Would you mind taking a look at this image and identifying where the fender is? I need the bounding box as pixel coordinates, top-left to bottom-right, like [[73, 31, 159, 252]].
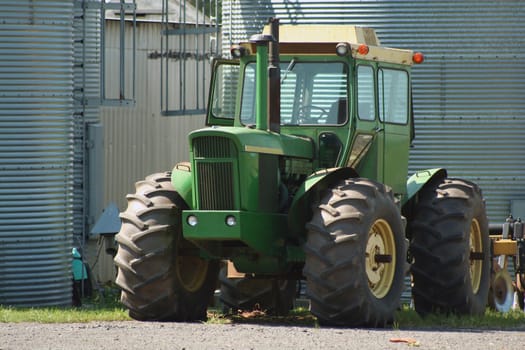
[[405, 167, 447, 203], [171, 162, 193, 208], [287, 167, 358, 236]]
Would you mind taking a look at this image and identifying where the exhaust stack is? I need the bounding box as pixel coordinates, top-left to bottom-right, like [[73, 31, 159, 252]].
[[267, 18, 280, 133], [249, 18, 280, 133]]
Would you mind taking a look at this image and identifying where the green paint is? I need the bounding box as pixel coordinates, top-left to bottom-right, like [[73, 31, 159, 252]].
[[182, 210, 287, 255], [406, 168, 447, 202], [255, 44, 268, 131], [171, 164, 193, 207]]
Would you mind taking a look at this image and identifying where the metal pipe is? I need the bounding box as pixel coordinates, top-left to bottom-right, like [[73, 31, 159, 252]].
[[119, 0, 125, 99], [250, 34, 272, 131], [267, 18, 280, 133]]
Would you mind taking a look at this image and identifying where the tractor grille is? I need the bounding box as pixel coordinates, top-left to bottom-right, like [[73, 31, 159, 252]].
[[194, 136, 233, 158], [196, 162, 235, 209], [193, 136, 237, 210]]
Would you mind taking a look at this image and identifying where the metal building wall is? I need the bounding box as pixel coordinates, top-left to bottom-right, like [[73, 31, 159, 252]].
[[73, 0, 102, 246], [101, 20, 209, 211], [0, 0, 75, 306], [222, 0, 525, 222]]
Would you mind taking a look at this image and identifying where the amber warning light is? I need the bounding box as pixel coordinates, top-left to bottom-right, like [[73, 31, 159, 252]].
[[412, 52, 424, 64], [357, 44, 369, 55]]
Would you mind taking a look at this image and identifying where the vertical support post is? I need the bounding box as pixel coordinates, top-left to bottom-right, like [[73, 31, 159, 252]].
[[99, 0, 136, 106], [267, 17, 280, 133], [118, 0, 126, 99]]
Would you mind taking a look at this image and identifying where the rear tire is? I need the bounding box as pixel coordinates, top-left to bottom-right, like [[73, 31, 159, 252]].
[[408, 178, 490, 316], [219, 268, 296, 315], [303, 178, 406, 327], [114, 172, 219, 321]]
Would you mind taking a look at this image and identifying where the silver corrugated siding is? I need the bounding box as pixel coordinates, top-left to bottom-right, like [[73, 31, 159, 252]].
[[223, 0, 525, 222], [73, 0, 102, 245], [0, 1, 75, 306]]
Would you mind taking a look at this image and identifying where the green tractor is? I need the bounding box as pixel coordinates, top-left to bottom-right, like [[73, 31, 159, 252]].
[[114, 19, 490, 327]]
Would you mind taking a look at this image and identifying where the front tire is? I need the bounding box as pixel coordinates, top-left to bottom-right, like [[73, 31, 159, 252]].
[[303, 178, 407, 327], [114, 172, 219, 321], [408, 178, 490, 316]]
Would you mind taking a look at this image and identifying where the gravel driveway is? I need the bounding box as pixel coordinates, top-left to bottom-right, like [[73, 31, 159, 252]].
[[1, 321, 524, 350]]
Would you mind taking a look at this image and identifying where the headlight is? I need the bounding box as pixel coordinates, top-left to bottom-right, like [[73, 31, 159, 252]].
[[230, 45, 246, 58], [336, 42, 350, 56], [225, 215, 237, 227], [187, 215, 198, 227]]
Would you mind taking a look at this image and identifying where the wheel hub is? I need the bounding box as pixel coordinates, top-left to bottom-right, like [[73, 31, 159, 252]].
[[366, 219, 396, 299], [469, 219, 483, 294], [176, 256, 209, 293]]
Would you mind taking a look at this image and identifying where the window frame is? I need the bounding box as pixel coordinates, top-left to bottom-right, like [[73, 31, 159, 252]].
[[378, 67, 410, 125]]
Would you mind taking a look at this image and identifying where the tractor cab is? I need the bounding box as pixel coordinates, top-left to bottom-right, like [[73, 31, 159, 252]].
[[205, 22, 422, 199]]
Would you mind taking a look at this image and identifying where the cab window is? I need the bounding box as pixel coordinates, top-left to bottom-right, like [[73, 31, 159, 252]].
[[378, 68, 409, 124], [210, 63, 239, 120], [240, 61, 348, 126], [357, 65, 376, 121]]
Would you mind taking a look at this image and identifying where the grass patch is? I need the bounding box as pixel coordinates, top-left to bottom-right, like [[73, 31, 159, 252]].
[[0, 288, 130, 323], [0, 306, 129, 323], [393, 305, 525, 330], [2, 293, 524, 330]]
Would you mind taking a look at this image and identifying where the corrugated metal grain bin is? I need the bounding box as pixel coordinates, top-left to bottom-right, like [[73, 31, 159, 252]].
[[0, 0, 75, 306]]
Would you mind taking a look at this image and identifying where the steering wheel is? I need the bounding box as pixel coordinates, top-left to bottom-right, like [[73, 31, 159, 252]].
[[297, 105, 329, 124]]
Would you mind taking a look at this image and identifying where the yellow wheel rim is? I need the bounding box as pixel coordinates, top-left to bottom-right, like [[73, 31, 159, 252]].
[[366, 219, 396, 299], [469, 219, 483, 294], [176, 256, 209, 293]]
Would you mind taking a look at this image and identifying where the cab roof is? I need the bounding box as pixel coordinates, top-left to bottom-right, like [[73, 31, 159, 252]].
[[238, 24, 417, 66]]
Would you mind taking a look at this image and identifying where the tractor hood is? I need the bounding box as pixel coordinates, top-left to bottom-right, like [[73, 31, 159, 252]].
[[188, 126, 314, 159]]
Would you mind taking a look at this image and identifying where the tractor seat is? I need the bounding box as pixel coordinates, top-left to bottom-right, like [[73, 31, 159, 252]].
[[327, 98, 347, 124]]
